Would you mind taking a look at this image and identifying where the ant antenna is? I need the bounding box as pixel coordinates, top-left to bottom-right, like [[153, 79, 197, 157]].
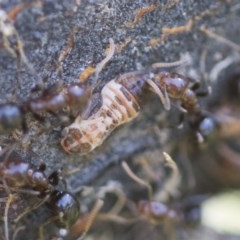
[[147, 79, 171, 110]]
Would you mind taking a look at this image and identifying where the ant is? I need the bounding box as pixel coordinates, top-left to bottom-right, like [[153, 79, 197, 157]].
[[61, 68, 202, 154], [0, 82, 91, 134], [184, 69, 240, 193], [121, 152, 181, 224], [0, 146, 58, 195], [95, 153, 187, 240], [0, 146, 80, 239]]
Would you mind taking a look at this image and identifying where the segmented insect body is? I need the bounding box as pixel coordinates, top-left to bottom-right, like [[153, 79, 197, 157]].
[[46, 190, 80, 229], [61, 69, 201, 154], [61, 72, 144, 154], [150, 70, 201, 114], [0, 83, 90, 134], [182, 69, 240, 194], [0, 150, 52, 194], [0, 148, 80, 235], [137, 200, 177, 225], [26, 83, 90, 114]]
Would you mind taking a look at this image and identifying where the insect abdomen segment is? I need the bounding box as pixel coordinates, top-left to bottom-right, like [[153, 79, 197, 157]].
[[61, 80, 140, 154]]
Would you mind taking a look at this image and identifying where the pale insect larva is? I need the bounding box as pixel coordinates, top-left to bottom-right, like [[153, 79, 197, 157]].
[[61, 74, 141, 154], [61, 69, 202, 154]]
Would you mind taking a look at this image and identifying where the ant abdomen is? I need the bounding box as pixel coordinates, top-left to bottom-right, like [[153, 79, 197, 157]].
[[46, 190, 80, 229], [26, 83, 91, 114], [0, 82, 91, 134]]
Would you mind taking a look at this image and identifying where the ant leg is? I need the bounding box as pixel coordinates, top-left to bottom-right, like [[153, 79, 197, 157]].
[[134, 155, 159, 182], [14, 196, 49, 223], [3, 193, 15, 240], [97, 184, 128, 215], [38, 215, 60, 240], [69, 199, 104, 240], [96, 213, 137, 225], [155, 152, 180, 201], [107, 189, 127, 215], [147, 79, 171, 110], [12, 225, 26, 240], [96, 185, 139, 225], [178, 145, 196, 190], [164, 111, 185, 129], [121, 161, 153, 201]]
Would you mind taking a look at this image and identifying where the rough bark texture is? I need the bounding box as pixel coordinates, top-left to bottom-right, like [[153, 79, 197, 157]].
[[0, 0, 240, 239]]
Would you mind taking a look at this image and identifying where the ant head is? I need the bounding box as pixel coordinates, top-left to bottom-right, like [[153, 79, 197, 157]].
[[47, 190, 80, 229], [31, 169, 62, 197], [29, 167, 49, 194], [61, 126, 92, 154], [48, 170, 61, 186], [138, 200, 168, 218]]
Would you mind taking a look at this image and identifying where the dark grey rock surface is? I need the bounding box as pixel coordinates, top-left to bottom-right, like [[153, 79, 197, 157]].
[[0, 0, 240, 239]]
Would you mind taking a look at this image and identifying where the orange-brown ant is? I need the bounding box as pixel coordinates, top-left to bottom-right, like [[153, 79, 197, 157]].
[[61, 68, 202, 154], [121, 152, 181, 224], [0, 147, 58, 195], [0, 82, 91, 134], [0, 146, 80, 238], [96, 152, 205, 240], [184, 69, 240, 192]]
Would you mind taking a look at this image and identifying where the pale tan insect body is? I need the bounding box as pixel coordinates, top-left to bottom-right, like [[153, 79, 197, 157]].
[[61, 69, 201, 154], [61, 79, 140, 154]]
